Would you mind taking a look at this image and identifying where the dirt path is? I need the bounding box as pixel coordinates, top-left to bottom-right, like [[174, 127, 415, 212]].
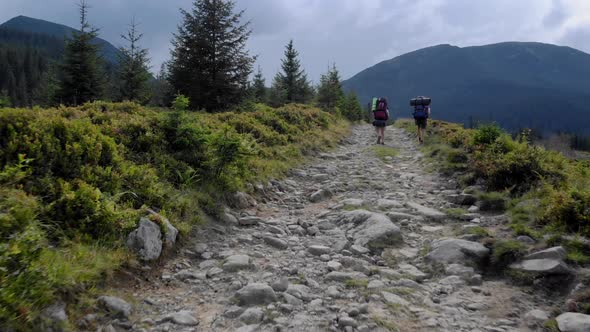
[[112, 124, 554, 332]]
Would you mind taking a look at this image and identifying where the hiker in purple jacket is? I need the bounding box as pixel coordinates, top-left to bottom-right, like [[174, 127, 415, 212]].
[[372, 97, 389, 145]]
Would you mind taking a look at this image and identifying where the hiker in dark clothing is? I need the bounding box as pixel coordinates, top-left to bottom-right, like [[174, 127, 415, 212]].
[[411, 97, 431, 144], [372, 97, 389, 145]]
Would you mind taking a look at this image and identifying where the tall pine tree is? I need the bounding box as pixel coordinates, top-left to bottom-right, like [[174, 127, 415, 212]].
[[316, 63, 343, 113], [168, 0, 256, 111], [56, 0, 105, 105], [251, 66, 267, 103], [118, 18, 151, 104], [272, 40, 313, 105]]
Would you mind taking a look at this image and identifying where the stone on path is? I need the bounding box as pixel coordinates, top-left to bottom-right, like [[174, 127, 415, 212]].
[[126, 218, 162, 261], [446, 194, 477, 206], [377, 199, 403, 210], [325, 271, 368, 282], [308, 245, 331, 256], [159, 311, 199, 326], [239, 216, 263, 226], [524, 246, 567, 261], [556, 312, 590, 332], [327, 260, 343, 271], [310, 188, 333, 203], [340, 198, 365, 208], [524, 309, 549, 328], [97, 296, 132, 319], [425, 238, 490, 266], [382, 291, 410, 306], [397, 264, 427, 282], [235, 283, 277, 306], [271, 277, 289, 292], [405, 202, 446, 221], [386, 211, 414, 222], [339, 210, 402, 252], [223, 254, 252, 272], [263, 236, 289, 250], [239, 308, 264, 324]]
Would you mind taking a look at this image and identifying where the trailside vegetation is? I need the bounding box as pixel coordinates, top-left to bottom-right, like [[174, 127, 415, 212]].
[[396, 119, 590, 238], [0, 102, 349, 329]]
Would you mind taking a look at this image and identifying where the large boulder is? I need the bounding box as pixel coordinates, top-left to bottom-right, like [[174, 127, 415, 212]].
[[556, 312, 590, 332], [425, 238, 490, 266], [235, 283, 277, 306], [338, 210, 402, 252], [126, 218, 162, 261]]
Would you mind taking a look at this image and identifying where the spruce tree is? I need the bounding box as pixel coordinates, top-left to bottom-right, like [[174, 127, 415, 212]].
[[252, 66, 267, 103], [118, 18, 151, 104], [316, 63, 343, 113], [168, 0, 256, 111], [342, 91, 364, 121], [56, 0, 105, 105], [274, 40, 313, 105]]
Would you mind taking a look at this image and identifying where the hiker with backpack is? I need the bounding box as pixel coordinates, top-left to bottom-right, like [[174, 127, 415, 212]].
[[372, 97, 389, 145], [411, 96, 431, 144]]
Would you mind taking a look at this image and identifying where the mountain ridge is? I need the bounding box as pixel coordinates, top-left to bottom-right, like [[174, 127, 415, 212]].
[[0, 15, 122, 64], [343, 42, 590, 135]]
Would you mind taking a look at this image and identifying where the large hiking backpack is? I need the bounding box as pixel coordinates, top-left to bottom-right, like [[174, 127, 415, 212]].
[[413, 105, 429, 119], [373, 97, 388, 120]]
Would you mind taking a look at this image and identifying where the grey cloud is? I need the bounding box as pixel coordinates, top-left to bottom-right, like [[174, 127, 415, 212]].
[[1, 0, 589, 82]]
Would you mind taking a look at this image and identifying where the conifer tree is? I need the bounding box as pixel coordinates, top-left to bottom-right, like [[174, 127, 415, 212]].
[[118, 18, 151, 104], [168, 0, 256, 111], [316, 63, 343, 113], [341, 91, 364, 121], [56, 0, 105, 105], [252, 66, 267, 103], [274, 40, 313, 105]]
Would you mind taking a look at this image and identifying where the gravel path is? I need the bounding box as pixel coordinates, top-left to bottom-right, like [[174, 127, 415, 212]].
[[112, 124, 555, 332]]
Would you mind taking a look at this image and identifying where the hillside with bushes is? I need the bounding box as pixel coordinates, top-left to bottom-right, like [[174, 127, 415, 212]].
[[0, 102, 349, 328]]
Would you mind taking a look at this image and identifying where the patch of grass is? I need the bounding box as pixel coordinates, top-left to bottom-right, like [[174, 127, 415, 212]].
[[492, 239, 527, 270], [547, 236, 590, 266], [372, 315, 400, 331], [445, 208, 467, 219], [464, 226, 491, 237], [389, 287, 416, 296], [543, 319, 560, 332], [420, 244, 431, 257], [371, 146, 399, 161], [344, 279, 369, 289]]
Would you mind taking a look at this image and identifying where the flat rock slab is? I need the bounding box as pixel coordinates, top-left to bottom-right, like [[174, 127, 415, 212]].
[[509, 259, 571, 275], [97, 296, 132, 319], [377, 199, 404, 210], [425, 238, 490, 266], [397, 264, 427, 282], [223, 254, 252, 272], [524, 246, 567, 261], [239, 216, 263, 226], [308, 245, 331, 256], [406, 202, 446, 220], [556, 312, 590, 332], [386, 211, 415, 222]]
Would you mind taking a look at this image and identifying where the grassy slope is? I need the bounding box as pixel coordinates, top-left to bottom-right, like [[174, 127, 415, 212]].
[[0, 101, 349, 329]]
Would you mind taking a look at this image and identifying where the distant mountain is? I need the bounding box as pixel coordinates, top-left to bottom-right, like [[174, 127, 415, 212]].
[[343, 42, 590, 135], [0, 15, 122, 65]]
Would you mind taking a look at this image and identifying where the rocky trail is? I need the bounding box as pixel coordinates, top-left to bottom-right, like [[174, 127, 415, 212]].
[[97, 125, 572, 332]]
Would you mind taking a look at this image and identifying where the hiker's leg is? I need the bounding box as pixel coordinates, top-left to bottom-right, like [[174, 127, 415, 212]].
[[374, 126, 380, 143], [380, 127, 385, 143]]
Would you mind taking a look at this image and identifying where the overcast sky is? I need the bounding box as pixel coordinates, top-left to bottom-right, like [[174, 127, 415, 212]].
[[1, 0, 589, 83]]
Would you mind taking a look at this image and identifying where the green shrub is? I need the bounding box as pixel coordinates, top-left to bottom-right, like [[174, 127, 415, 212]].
[[172, 94, 190, 111], [473, 123, 502, 146]]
